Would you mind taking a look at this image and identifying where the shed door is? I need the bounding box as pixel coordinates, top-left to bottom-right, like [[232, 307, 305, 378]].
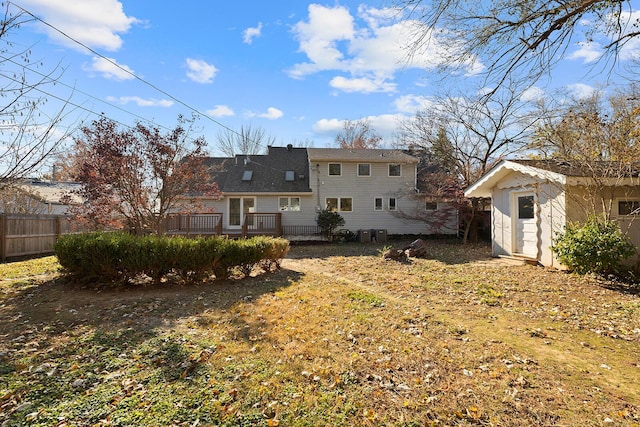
[[514, 193, 537, 257]]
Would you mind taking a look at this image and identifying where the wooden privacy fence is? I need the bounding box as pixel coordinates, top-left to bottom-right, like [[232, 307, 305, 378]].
[[0, 214, 84, 261]]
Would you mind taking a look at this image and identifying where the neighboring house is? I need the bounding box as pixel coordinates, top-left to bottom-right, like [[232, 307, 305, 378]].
[[194, 145, 458, 238], [0, 180, 82, 215], [464, 159, 640, 268]]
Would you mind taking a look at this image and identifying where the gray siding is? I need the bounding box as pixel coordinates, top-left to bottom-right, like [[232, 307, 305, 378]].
[[309, 160, 457, 235]]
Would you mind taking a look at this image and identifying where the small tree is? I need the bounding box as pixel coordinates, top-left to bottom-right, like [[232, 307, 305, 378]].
[[551, 217, 636, 275], [68, 115, 220, 233], [316, 209, 345, 241]]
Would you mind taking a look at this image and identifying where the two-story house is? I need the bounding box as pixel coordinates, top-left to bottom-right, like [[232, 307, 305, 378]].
[[181, 145, 458, 239]]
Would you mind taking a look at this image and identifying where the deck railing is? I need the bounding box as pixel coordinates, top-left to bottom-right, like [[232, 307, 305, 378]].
[[163, 213, 223, 236], [242, 212, 282, 237]]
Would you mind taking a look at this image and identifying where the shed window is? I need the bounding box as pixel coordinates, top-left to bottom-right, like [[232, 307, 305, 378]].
[[619, 200, 640, 215], [425, 201, 438, 211], [374, 197, 383, 211]]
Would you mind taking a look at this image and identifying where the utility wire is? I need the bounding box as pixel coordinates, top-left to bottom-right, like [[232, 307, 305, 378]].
[[1, 54, 180, 135], [9, 1, 270, 149]]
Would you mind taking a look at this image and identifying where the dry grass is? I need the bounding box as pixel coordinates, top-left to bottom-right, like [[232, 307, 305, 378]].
[[1, 240, 640, 426]]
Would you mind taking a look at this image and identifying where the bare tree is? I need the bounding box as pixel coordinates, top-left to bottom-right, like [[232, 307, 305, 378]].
[[335, 118, 382, 149], [216, 124, 274, 157], [531, 84, 640, 219], [398, 83, 539, 242], [68, 115, 221, 234], [396, 0, 639, 91], [0, 3, 76, 189]]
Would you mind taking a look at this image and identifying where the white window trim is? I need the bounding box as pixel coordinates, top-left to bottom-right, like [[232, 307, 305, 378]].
[[388, 197, 397, 211], [357, 163, 371, 177], [388, 164, 402, 177], [279, 196, 301, 211], [326, 197, 353, 212], [374, 197, 383, 211], [328, 163, 342, 176]]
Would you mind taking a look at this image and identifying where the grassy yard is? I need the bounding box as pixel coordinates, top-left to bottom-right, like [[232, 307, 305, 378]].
[[1, 240, 639, 426]]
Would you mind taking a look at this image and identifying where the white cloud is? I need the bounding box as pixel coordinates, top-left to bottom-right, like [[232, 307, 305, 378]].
[[18, 0, 140, 51], [247, 107, 284, 120], [312, 118, 344, 134], [566, 83, 597, 100], [568, 41, 603, 63], [84, 56, 135, 80], [106, 96, 173, 107], [185, 58, 218, 84], [329, 76, 396, 93], [519, 86, 546, 102], [243, 22, 263, 44], [207, 105, 235, 117], [259, 107, 284, 120], [289, 4, 482, 92], [312, 114, 405, 138], [393, 94, 434, 113]]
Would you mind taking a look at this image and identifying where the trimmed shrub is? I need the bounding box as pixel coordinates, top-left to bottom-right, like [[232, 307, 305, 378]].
[[316, 209, 345, 240], [551, 217, 636, 275], [54, 232, 290, 285]]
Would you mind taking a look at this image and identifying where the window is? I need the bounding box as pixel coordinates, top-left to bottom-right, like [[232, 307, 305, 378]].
[[279, 197, 300, 211], [326, 197, 352, 212], [285, 171, 295, 181], [619, 200, 640, 215], [389, 197, 397, 211], [328, 163, 341, 176], [374, 197, 383, 211], [358, 163, 371, 176], [517, 195, 534, 219], [425, 201, 438, 211], [340, 198, 353, 212], [388, 164, 401, 176], [241, 170, 253, 181]]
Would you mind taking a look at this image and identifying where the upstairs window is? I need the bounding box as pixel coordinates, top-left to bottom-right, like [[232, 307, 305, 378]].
[[388, 164, 401, 177], [328, 163, 341, 176], [358, 163, 371, 176]]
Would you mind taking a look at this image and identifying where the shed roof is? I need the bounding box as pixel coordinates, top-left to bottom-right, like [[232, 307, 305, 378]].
[[465, 159, 640, 198]]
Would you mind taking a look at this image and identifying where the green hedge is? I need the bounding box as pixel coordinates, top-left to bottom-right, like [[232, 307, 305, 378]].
[[54, 232, 290, 284]]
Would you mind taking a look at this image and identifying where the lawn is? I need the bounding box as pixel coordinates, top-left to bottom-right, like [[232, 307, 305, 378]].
[[1, 240, 639, 426]]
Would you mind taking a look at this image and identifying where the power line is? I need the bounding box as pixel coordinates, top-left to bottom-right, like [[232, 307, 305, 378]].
[[0, 54, 182, 135], [8, 1, 259, 147]]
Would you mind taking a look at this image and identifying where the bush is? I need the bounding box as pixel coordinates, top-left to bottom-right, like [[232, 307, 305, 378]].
[[316, 209, 345, 240], [551, 217, 636, 275], [54, 232, 290, 285]]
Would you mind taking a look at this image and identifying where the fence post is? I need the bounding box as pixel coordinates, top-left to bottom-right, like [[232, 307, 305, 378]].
[[0, 215, 6, 262], [55, 216, 62, 240]]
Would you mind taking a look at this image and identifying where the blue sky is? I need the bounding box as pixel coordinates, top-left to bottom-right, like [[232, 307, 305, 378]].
[[6, 0, 640, 156]]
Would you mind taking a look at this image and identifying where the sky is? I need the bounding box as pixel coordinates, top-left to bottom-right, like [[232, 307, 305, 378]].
[[5, 0, 640, 157]]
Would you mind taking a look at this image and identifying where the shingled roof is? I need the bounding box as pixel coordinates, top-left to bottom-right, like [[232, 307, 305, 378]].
[[205, 146, 311, 193], [307, 148, 418, 163]]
